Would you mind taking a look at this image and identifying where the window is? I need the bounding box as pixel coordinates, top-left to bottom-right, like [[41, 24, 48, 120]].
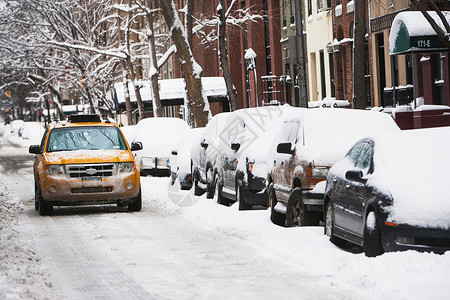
[[47, 127, 127, 152], [308, 0, 312, 16], [347, 141, 374, 173], [317, 0, 322, 13], [280, 121, 301, 145]]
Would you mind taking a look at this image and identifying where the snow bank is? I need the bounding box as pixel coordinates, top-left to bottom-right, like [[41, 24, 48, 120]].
[[0, 179, 56, 299]]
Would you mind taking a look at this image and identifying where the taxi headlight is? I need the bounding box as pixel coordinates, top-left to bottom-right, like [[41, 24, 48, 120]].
[[119, 162, 133, 173], [48, 165, 64, 176]]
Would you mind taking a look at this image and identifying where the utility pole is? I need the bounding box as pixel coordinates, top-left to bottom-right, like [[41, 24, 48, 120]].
[[294, 0, 308, 107]]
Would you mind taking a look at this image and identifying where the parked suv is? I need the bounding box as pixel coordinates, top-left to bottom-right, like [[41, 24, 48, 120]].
[[29, 114, 143, 215], [268, 108, 400, 227]]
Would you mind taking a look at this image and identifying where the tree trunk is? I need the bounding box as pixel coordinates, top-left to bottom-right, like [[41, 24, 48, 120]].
[[126, 57, 146, 120], [218, 0, 237, 111], [352, 0, 367, 109], [145, 10, 164, 117], [160, 0, 209, 127], [121, 63, 133, 125]]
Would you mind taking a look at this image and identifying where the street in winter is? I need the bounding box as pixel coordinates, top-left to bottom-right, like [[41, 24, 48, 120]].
[[2, 0, 450, 299], [0, 118, 449, 300]]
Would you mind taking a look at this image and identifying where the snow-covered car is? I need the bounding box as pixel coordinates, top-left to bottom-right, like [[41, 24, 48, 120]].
[[29, 114, 143, 216], [214, 106, 288, 210], [324, 126, 450, 257], [191, 112, 232, 196], [269, 108, 400, 227], [21, 122, 46, 142], [130, 117, 190, 177], [169, 127, 204, 190], [10, 119, 25, 136]]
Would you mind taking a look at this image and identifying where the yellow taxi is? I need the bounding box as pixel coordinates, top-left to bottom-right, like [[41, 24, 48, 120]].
[[29, 114, 143, 215]]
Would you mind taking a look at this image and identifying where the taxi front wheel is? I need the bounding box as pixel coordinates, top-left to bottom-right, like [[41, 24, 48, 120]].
[[128, 187, 142, 212]]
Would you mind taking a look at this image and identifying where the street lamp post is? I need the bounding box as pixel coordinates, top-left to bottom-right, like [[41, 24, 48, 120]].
[[245, 48, 258, 108]]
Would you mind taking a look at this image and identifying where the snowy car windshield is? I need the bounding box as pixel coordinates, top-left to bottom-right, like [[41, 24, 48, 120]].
[[46, 126, 128, 152]]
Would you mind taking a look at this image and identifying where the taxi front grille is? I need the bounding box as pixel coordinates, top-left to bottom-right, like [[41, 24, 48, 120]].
[[67, 164, 115, 178], [72, 187, 113, 193]]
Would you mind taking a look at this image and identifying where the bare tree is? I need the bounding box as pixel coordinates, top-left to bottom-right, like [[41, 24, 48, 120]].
[[136, 1, 164, 118], [192, 2, 262, 111], [159, 0, 209, 127]]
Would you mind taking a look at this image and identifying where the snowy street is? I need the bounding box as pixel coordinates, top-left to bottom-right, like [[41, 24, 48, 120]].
[[1, 131, 450, 300]]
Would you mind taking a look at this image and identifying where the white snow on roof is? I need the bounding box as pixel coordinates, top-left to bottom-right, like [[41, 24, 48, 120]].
[[389, 11, 450, 53], [114, 77, 227, 104]]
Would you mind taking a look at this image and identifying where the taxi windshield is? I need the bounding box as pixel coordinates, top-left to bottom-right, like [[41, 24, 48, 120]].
[[46, 126, 127, 152]]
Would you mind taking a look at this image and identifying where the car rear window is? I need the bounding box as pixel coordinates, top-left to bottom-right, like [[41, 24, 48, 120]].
[[46, 126, 128, 152]]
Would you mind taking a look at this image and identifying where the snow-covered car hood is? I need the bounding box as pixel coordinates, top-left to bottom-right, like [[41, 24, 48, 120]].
[[44, 149, 135, 164]]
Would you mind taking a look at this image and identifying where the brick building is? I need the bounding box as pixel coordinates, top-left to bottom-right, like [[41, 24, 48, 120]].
[[331, 0, 372, 108], [178, 0, 283, 112]]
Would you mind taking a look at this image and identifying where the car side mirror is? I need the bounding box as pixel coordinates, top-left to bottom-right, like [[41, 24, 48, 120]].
[[345, 170, 367, 184], [130, 141, 143, 151], [200, 140, 208, 149], [277, 142, 294, 155], [29, 145, 42, 154], [231, 143, 240, 151], [171, 150, 178, 156]]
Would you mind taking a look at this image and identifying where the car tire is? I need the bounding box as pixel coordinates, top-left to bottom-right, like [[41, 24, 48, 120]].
[[193, 173, 205, 196], [34, 181, 40, 211], [206, 168, 216, 199], [269, 184, 286, 226], [237, 180, 252, 211], [286, 191, 320, 226], [363, 211, 384, 257], [216, 183, 232, 206], [324, 201, 347, 248], [38, 186, 53, 216], [128, 187, 142, 212]]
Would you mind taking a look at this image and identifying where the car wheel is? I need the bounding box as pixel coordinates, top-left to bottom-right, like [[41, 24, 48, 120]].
[[128, 187, 142, 212], [325, 201, 347, 247], [216, 183, 232, 206], [193, 172, 204, 196], [34, 181, 40, 211], [237, 180, 252, 211], [206, 168, 216, 199], [269, 184, 286, 226], [363, 211, 384, 257], [38, 186, 53, 216], [286, 192, 320, 227]]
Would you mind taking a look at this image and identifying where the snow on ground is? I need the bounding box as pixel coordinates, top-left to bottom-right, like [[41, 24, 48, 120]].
[[1, 123, 450, 299], [161, 179, 450, 300]]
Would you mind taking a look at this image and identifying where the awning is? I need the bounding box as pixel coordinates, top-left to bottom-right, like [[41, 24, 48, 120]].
[[113, 77, 229, 110], [389, 11, 450, 55]]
